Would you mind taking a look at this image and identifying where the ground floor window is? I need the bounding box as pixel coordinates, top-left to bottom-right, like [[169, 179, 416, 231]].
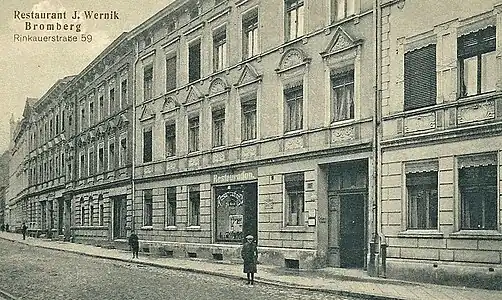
[[406, 171, 438, 229], [215, 182, 257, 243], [188, 185, 200, 226], [459, 161, 497, 230]]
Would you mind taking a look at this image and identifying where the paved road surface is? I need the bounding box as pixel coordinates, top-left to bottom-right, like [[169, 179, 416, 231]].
[[0, 239, 360, 300]]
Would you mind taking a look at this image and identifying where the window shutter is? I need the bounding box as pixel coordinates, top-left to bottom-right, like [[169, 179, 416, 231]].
[[404, 44, 437, 111]]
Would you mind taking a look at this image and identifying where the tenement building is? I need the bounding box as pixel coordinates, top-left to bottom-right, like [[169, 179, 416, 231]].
[[379, 0, 502, 288], [130, 0, 376, 269]]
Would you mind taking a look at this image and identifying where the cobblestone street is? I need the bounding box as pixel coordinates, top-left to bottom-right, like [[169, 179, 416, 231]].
[[0, 239, 358, 300]]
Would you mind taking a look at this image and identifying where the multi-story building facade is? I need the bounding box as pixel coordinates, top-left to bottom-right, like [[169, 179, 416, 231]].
[[0, 150, 10, 226], [379, 0, 502, 288], [131, 0, 377, 269], [70, 33, 135, 244]]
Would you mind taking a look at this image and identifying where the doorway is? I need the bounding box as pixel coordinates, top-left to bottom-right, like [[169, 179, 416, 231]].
[[112, 196, 127, 239], [339, 193, 366, 268], [58, 198, 64, 235]]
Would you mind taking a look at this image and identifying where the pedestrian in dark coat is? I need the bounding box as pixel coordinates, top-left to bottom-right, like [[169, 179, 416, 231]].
[[0, 224, 4, 231], [21, 223, 28, 240], [241, 234, 258, 285], [128, 231, 139, 258], [5, 224, 9, 232]]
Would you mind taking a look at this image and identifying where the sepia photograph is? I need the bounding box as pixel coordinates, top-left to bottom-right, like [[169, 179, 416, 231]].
[[0, 0, 502, 299]]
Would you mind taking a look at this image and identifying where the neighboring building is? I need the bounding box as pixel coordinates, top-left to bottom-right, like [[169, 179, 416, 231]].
[[0, 150, 9, 226], [379, 0, 502, 289], [70, 33, 134, 244], [131, 0, 376, 269]]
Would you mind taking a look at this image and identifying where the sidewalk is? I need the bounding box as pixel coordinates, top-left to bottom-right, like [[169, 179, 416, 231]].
[[1, 232, 500, 300]]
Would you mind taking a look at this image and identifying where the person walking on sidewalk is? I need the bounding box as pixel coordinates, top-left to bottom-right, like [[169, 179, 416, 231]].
[[128, 230, 139, 259], [21, 222, 28, 240], [5, 224, 9, 232], [241, 234, 258, 285]]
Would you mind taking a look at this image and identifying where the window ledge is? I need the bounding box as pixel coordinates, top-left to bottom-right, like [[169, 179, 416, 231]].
[[164, 226, 178, 231], [330, 118, 356, 127], [140, 226, 153, 231], [281, 226, 308, 233], [450, 230, 502, 239], [283, 129, 304, 138], [186, 226, 201, 231], [398, 230, 444, 238]]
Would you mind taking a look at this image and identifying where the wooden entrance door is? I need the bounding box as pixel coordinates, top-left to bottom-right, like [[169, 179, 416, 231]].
[[113, 196, 127, 239], [339, 193, 366, 268]]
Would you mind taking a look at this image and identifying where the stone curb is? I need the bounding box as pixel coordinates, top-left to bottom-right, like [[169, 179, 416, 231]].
[[2, 236, 404, 300]]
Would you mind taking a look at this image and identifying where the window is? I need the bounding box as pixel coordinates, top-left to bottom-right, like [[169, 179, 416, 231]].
[[55, 115, 59, 135], [61, 110, 65, 132], [108, 141, 115, 170], [189, 40, 201, 83], [50, 119, 53, 137], [406, 171, 438, 229], [188, 116, 200, 152], [458, 26, 496, 97], [80, 198, 85, 226], [144, 65, 153, 101], [89, 204, 94, 226], [243, 9, 259, 59], [285, 0, 304, 41], [166, 187, 177, 226], [120, 137, 127, 167], [143, 189, 153, 227], [80, 106, 85, 131], [242, 98, 257, 141], [121, 79, 127, 108], [285, 173, 304, 226], [88, 148, 95, 176], [331, 70, 354, 121], [166, 56, 177, 92], [99, 94, 105, 119], [459, 156, 497, 230], [404, 44, 437, 111], [334, 0, 355, 21], [213, 27, 227, 72], [143, 128, 152, 163], [89, 101, 94, 125], [165, 123, 176, 157], [79, 153, 85, 178], [109, 87, 115, 114], [98, 146, 104, 173], [188, 185, 200, 226], [99, 203, 104, 226], [284, 85, 303, 132], [212, 108, 225, 147]]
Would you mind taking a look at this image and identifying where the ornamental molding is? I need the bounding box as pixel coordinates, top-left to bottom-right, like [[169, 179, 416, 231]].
[[457, 101, 495, 124], [404, 112, 436, 133]]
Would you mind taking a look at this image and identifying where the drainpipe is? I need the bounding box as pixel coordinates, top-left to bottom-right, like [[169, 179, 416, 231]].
[[368, 0, 382, 277], [131, 39, 140, 232]]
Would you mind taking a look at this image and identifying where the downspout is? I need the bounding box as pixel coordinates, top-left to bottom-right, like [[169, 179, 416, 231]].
[[368, 0, 382, 277], [131, 39, 140, 232]]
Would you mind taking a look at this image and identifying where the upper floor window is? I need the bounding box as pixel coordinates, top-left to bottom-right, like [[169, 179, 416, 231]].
[[144, 65, 154, 101], [406, 170, 438, 230], [243, 9, 259, 59], [165, 123, 176, 157], [189, 40, 201, 83], [213, 27, 228, 72], [143, 128, 152, 163], [212, 108, 225, 147], [404, 44, 437, 111], [89, 101, 94, 125], [189, 4, 199, 20], [166, 56, 177, 92], [188, 115, 200, 152], [285, 0, 304, 41], [334, 0, 355, 21], [284, 85, 303, 132], [120, 79, 128, 108], [458, 26, 496, 97], [98, 145, 104, 173], [331, 69, 354, 121], [99, 94, 105, 119], [108, 141, 115, 170], [109, 87, 115, 114], [242, 97, 257, 141], [120, 137, 127, 167]]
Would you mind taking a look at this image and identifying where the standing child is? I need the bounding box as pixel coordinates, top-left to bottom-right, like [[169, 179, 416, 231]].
[[128, 230, 139, 259], [241, 234, 258, 285]]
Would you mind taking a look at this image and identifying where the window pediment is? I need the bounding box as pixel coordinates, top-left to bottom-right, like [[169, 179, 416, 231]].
[[162, 96, 180, 113], [276, 48, 311, 74], [184, 85, 204, 105], [235, 63, 261, 88], [208, 77, 230, 98], [139, 104, 155, 121], [321, 26, 362, 58]]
